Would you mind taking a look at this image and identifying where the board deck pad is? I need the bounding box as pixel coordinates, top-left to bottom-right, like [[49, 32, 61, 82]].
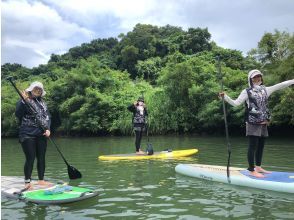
[[1, 176, 98, 204], [240, 170, 294, 183], [175, 164, 294, 193], [98, 149, 198, 160]]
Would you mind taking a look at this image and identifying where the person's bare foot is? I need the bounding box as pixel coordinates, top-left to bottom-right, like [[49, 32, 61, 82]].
[[38, 180, 53, 186], [136, 150, 145, 155], [24, 183, 33, 190], [255, 166, 272, 174], [250, 171, 265, 178]]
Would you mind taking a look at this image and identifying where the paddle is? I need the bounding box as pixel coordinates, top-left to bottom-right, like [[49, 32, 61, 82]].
[[13, 185, 31, 198], [7, 77, 82, 180], [216, 57, 232, 183], [146, 119, 154, 155], [141, 92, 154, 155]]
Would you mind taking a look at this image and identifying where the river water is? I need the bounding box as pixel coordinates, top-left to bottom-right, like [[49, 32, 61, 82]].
[[1, 136, 294, 219]]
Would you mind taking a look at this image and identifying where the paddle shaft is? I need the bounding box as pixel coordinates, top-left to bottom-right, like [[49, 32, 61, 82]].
[[217, 57, 232, 183], [7, 78, 81, 179], [146, 118, 150, 143], [141, 92, 150, 143], [141, 92, 154, 155]]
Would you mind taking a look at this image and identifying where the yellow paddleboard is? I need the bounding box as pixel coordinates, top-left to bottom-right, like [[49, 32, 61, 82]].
[[98, 149, 198, 160]]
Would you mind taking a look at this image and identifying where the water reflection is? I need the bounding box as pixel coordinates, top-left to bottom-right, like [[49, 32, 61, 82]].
[[1, 136, 294, 219]]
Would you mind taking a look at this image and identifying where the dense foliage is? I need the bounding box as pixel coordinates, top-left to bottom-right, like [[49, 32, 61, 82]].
[[2, 24, 293, 137]]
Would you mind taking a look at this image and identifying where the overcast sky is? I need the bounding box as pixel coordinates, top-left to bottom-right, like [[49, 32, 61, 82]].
[[2, 0, 294, 68]]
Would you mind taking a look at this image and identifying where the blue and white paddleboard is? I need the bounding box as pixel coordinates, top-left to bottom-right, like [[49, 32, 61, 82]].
[[175, 164, 294, 193]]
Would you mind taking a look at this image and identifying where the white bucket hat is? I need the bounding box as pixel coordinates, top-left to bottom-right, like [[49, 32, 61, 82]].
[[25, 81, 46, 96]]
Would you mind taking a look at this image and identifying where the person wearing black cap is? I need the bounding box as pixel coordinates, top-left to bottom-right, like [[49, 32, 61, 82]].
[[15, 81, 51, 189], [127, 97, 148, 154], [220, 70, 294, 178]]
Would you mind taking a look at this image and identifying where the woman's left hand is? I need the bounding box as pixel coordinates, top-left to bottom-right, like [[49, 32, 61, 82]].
[[43, 130, 51, 137]]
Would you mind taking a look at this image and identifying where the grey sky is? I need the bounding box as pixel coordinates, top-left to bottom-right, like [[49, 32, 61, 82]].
[[2, 0, 294, 68]]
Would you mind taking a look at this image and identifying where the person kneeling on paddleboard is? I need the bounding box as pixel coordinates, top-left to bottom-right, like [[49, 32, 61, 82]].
[[219, 70, 294, 178], [15, 81, 51, 189], [127, 97, 148, 155]]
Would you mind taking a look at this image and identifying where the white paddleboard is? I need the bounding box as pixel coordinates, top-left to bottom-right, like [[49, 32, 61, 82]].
[[175, 164, 294, 193]]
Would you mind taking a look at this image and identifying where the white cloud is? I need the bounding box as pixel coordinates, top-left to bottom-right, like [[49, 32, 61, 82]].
[[1, 0, 94, 67], [1, 0, 294, 68], [171, 0, 294, 53]]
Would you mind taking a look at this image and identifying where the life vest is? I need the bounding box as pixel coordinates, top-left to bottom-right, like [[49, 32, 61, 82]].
[[245, 85, 270, 124], [133, 106, 146, 124], [21, 98, 50, 129]]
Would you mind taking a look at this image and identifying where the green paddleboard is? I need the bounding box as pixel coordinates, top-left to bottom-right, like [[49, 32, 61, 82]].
[[1, 176, 98, 205]]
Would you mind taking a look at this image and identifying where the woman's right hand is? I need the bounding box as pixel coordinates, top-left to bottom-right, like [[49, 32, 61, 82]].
[[21, 90, 29, 100], [43, 130, 51, 137], [218, 92, 225, 98]]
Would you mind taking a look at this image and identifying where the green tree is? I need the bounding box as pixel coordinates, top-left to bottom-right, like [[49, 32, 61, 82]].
[[180, 27, 212, 54], [120, 45, 140, 78], [249, 30, 293, 64], [1, 63, 32, 80], [1, 26, 292, 137], [136, 57, 163, 84]]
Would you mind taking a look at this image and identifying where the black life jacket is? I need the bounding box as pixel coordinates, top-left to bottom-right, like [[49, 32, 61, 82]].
[[21, 98, 50, 129], [245, 85, 270, 124], [133, 106, 146, 124]]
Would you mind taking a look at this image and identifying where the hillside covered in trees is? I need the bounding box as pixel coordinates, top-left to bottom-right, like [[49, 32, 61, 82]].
[[2, 24, 294, 137]]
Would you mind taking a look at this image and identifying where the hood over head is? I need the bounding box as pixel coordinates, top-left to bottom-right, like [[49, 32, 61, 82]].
[[248, 69, 263, 87]]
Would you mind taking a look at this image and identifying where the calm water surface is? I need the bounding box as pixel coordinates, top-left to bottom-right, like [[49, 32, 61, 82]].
[[1, 136, 294, 220]]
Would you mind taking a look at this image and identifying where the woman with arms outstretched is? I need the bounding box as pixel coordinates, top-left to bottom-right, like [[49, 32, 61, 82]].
[[220, 70, 293, 178]]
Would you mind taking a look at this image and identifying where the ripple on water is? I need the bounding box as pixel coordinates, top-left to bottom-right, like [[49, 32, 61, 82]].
[[142, 184, 159, 189], [146, 213, 177, 219], [2, 136, 293, 220], [157, 196, 173, 201], [117, 186, 141, 191], [100, 209, 141, 217], [99, 197, 143, 202], [146, 203, 174, 207], [160, 208, 188, 213], [131, 192, 152, 197]]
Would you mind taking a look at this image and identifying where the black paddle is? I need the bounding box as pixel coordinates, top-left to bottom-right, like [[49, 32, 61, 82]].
[[7, 77, 82, 180], [216, 57, 231, 183], [146, 118, 154, 155], [141, 92, 153, 155]]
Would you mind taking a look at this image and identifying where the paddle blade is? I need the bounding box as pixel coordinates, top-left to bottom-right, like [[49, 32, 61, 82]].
[[67, 165, 82, 179], [146, 143, 154, 155]]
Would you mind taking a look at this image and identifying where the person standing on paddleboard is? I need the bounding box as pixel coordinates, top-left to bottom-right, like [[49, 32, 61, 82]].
[[220, 70, 294, 178], [127, 97, 148, 154], [15, 81, 51, 189]]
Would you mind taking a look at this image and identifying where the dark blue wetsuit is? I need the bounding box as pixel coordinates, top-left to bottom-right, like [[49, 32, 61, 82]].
[[15, 97, 51, 184], [127, 104, 148, 152]]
